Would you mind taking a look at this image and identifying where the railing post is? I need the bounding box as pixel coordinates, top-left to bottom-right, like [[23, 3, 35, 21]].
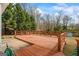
[[76, 39, 79, 56], [21, 30, 22, 35], [58, 34, 61, 52], [14, 30, 16, 36]]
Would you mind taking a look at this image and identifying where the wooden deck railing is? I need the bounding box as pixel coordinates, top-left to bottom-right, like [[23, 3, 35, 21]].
[[58, 32, 66, 51], [14, 30, 66, 52], [76, 39, 79, 56], [14, 30, 61, 36]]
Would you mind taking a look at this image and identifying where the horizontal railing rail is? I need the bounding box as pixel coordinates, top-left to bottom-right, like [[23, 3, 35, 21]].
[[14, 30, 61, 36]]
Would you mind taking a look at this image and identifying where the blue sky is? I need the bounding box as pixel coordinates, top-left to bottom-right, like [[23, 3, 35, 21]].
[[22, 3, 79, 23], [30, 3, 79, 15], [32, 3, 79, 23]]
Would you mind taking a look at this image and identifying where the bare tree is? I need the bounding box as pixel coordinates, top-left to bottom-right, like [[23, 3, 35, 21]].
[[62, 15, 71, 30], [41, 14, 53, 31]]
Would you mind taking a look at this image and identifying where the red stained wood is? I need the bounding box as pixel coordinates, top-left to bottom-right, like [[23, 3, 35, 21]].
[[76, 39, 79, 48], [14, 45, 50, 56], [15, 35, 58, 50], [14, 31, 66, 56], [53, 52, 65, 56]]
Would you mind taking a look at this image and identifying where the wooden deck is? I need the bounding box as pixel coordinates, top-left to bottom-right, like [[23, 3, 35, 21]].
[[14, 45, 64, 56], [14, 31, 66, 56], [15, 35, 58, 49], [53, 52, 65, 56], [14, 45, 50, 56]]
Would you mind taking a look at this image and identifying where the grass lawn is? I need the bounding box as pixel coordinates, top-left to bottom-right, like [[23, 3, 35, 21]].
[[64, 37, 79, 56]]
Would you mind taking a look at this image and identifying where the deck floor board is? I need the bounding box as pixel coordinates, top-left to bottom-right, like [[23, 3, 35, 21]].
[[15, 34, 65, 56]]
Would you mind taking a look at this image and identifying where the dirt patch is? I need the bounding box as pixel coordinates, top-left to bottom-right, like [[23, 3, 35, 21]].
[[1, 35, 30, 52]]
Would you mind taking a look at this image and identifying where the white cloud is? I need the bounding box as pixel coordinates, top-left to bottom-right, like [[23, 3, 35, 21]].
[[54, 12, 59, 16], [35, 8, 44, 17], [35, 4, 79, 24], [35, 8, 43, 17], [52, 6, 63, 11], [51, 4, 79, 24], [63, 7, 74, 15], [77, 13, 79, 16], [35, 8, 42, 14], [51, 4, 79, 16]]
